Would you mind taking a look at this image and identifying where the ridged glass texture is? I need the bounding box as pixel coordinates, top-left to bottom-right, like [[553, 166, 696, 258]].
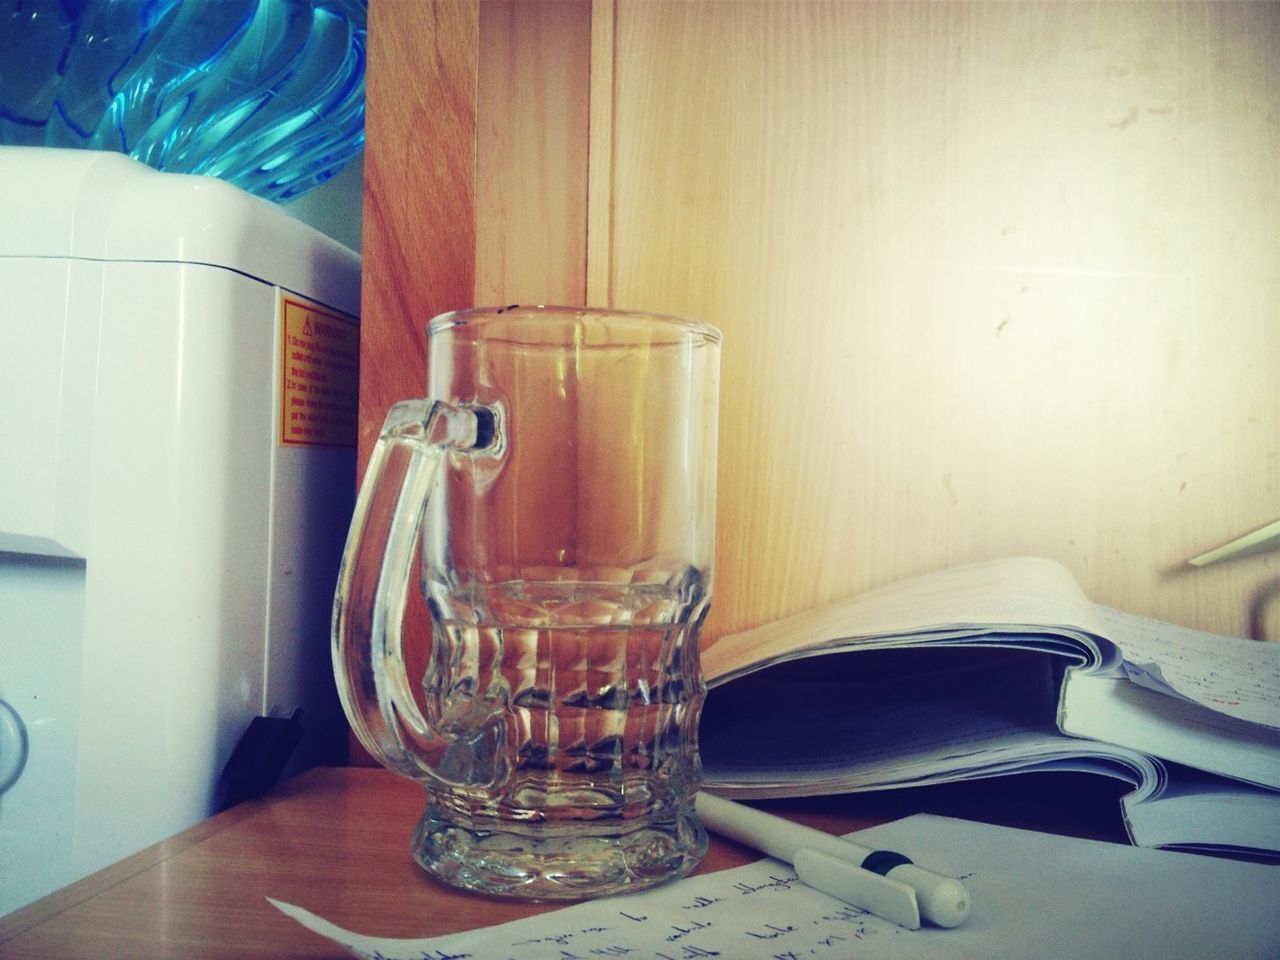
[[0, 0, 365, 201]]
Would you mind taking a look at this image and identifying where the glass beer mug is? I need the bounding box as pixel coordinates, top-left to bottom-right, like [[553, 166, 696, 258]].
[[333, 305, 721, 899]]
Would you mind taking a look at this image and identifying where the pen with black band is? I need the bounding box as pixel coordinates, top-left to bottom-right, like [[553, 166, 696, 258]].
[[695, 792, 971, 930]]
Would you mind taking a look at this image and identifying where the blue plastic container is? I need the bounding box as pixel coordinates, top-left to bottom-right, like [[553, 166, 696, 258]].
[[0, 0, 366, 201]]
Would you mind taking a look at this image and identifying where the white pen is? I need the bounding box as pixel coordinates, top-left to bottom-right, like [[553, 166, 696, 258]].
[[695, 792, 971, 930]]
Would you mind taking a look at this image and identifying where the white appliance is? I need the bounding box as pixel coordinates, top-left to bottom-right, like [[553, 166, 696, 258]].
[[0, 148, 360, 914]]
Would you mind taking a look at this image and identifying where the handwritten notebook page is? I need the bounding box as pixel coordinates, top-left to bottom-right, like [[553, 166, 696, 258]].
[[1097, 605, 1280, 728], [272, 814, 1280, 960]]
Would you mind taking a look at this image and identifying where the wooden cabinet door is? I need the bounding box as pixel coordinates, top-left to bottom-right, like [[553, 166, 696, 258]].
[[361, 1, 1279, 661]]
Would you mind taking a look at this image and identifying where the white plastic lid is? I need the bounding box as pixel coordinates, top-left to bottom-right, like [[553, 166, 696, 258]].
[[0, 146, 359, 315]]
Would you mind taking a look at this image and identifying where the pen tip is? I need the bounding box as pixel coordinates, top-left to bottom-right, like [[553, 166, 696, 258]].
[[920, 877, 971, 928]]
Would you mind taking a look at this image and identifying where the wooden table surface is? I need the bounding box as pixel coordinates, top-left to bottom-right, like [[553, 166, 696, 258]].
[[0, 766, 1132, 959]]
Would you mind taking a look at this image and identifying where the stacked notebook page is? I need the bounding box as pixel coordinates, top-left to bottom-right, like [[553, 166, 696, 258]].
[[699, 557, 1280, 858]]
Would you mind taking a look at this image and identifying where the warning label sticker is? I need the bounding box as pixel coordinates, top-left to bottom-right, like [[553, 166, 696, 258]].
[[279, 294, 359, 448]]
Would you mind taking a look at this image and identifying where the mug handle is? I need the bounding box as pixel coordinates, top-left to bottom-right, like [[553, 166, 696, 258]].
[[331, 398, 503, 788]]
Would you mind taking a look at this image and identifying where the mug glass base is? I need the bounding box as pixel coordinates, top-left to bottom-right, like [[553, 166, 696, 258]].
[[410, 790, 708, 901]]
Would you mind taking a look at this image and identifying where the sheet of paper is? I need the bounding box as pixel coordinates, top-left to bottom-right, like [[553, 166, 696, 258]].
[[1096, 606, 1280, 728], [272, 814, 1280, 960], [702, 557, 1109, 682]]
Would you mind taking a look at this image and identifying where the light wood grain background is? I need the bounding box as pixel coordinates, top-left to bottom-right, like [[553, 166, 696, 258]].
[[363, 0, 1278, 651]]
